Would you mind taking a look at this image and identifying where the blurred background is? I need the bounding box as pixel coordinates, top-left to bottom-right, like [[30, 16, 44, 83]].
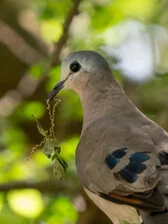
[[0, 0, 168, 223]]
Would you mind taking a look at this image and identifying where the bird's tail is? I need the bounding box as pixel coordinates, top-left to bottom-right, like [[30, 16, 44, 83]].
[[140, 211, 168, 224]]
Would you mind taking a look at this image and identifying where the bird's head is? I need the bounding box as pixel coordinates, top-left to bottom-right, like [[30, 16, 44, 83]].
[[48, 50, 112, 101]]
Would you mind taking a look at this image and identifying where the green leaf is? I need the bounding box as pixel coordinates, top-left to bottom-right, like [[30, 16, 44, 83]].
[[23, 102, 45, 120], [32, 115, 48, 137]]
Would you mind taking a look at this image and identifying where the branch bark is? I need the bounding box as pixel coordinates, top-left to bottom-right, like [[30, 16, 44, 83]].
[[0, 177, 80, 194], [51, 0, 81, 66], [21, 0, 82, 99]]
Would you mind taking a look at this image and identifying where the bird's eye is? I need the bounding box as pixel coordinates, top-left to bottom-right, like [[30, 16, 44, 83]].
[[70, 61, 81, 73]]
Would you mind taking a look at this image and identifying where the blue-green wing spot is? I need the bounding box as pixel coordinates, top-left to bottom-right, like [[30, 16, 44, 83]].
[[125, 161, 146, 174], [119, 152, 150, 183], [112, 147, 127, 159], [105, 147, 127, 169], [105, 154, 119, 169], [120, 168, 138, 183], [105, 149, 150, 183], [119, 162, 146, 183], [130, 152, 150, 163]]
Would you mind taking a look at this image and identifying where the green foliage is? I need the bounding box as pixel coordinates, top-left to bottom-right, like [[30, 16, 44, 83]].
[[0, 194, 4, 211], [90, 0, 156, 31], [58, 90, 82, 122], [60, 136, 79, 161], [0, 206, 29, 224], [3, 126, 27, 153], [1, 0, 168, 223], [29, 63, 44, 78], [23, 101, 45, 120], [7, 189, 44, 218], [33, 0, 71, 20], [41, 20, 63, 43], [46, 66, 61, 91], [44, 196, 78, 224]]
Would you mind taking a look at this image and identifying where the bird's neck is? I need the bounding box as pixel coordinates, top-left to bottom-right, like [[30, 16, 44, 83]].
[[78, 77, 133, 132]]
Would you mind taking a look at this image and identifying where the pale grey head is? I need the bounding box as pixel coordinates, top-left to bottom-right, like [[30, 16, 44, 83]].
[[48, 50, 113, 100]]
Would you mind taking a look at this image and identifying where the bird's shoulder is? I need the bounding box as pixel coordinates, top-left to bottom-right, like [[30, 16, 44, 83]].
[[78, 109, 168, 155], [78, 113, 153, 152], [76, 114, 162, 191]]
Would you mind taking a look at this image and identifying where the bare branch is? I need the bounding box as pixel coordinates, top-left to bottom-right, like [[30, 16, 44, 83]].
[[0, 178, 80, 194], [51, 0, 82, 66], [19, 0, 82, 99]]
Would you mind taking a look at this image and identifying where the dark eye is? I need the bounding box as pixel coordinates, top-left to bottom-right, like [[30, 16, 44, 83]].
[[70, 61, 81, 72]]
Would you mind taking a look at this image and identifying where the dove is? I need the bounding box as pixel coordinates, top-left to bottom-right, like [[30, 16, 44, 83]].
[[48, 50, 168, 224]]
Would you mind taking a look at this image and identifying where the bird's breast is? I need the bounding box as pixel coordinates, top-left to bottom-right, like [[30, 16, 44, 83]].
[[84, 188, 141, 224]]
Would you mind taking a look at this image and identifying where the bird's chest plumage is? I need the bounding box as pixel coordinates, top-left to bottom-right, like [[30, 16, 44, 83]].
[[84, 188, 141, 224]]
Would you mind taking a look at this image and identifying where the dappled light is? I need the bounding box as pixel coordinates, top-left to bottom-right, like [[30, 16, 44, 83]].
[[0, 0, 168, 223]]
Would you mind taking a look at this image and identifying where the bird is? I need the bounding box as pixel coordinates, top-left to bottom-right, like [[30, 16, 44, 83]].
[[48, 50, 168, 224]]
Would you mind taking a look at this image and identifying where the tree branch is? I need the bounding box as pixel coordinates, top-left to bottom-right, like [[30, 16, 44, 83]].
[[51, 0, 82, 66], [0, 178, 80, 194], [19, 0, 82, 100]]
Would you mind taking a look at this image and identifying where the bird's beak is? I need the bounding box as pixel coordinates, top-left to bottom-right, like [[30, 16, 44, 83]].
[[48, 79, 66, 101]]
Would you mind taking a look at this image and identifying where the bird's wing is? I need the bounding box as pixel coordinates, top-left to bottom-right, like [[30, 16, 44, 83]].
[[99, 130, 165, 212], [142, 118, 168, 154], [77, 117, 166, 212]]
